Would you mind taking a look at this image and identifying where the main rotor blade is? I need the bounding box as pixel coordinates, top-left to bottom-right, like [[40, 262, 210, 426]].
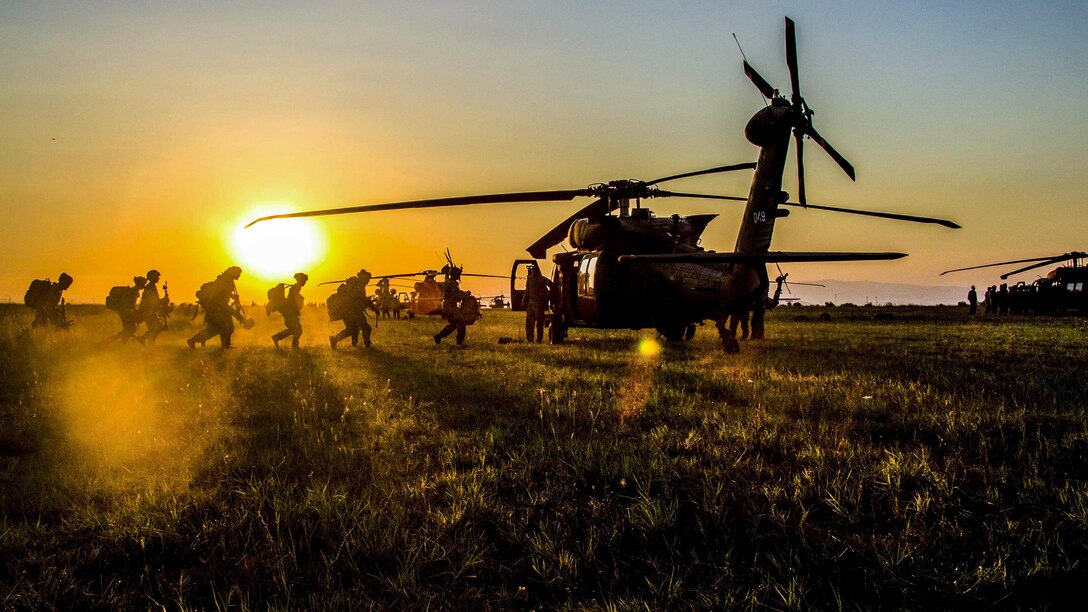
[[804, 124, 855, 181], [795, 130, 806, 205], [743, 60, 777, 100], [646, 162, 756, 186], [656, 191, 959, 228], [620, 251, 906, 264], [782, 201, 961, 228], [526, 198, 610, 259], [245, 189, 590, 227], [785, 16, 800, 102], [653, 191, 748, 202], [1001, 257, 1071, 279], [461, 273, 510, 279], [940, 255, 1073, 276], [787, 281, 826, 287]]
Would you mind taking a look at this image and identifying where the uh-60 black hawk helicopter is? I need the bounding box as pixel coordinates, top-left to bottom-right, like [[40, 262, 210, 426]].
[[248, 17, 959, 352], [942, 251, 1087, 315]]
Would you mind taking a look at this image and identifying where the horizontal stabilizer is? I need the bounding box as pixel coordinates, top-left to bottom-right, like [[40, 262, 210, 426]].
[[618, 251, 906, 264]]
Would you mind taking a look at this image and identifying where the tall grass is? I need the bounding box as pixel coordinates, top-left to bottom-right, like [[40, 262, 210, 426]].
[[1, 304, 1085, 608]]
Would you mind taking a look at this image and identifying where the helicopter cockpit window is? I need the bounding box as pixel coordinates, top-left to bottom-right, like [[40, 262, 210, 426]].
[[579, 256, 597, 297], [1069, 282, 1084, 292]]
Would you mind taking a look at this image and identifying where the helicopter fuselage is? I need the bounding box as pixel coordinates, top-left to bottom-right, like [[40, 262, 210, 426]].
[[541, 98, 796, 341]]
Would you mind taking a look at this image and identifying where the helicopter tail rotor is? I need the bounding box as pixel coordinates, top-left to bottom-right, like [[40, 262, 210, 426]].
[[742, 17, 856, 206]]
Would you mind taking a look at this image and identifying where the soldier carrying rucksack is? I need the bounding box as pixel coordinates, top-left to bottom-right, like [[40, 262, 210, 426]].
[[329, 269, 377, 349], [107, 276, 146, 343], [25, 273, 73, 329], [136, 269, 167, 346], [271, 272, 308, 349], [187, 266, 253, 349], [433, 263, 476, 345]]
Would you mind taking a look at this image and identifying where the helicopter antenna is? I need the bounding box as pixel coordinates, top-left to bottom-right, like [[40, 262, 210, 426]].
[[733, 33, 767, 105]]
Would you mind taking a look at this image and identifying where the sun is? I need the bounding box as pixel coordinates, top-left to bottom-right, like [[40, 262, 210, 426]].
[[230, 205, 327, 282]]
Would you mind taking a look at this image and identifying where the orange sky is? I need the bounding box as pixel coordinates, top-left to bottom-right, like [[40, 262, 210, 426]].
[[2, 2, 1085, 304]]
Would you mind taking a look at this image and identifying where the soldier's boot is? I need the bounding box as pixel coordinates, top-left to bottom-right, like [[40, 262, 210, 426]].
[[433, 333, 441, 344], [329, 335, 338, 349]]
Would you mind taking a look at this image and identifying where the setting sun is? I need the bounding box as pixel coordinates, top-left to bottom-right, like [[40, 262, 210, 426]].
[[230, 206, 327, 282]]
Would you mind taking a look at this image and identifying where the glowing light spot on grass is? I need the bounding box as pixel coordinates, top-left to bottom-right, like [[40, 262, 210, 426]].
[[638, 337, 662, 358]]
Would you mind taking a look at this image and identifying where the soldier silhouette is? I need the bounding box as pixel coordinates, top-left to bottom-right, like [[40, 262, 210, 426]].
[[330, 270, 377, 349], [187, 266, 252, 348], [434, 264, 469, 345], [967, 285, 978, 315], [109, 276, 146, 343], [27, 273, 73, 329], [272, 272, 308, 349], [137, 269, 164, 345], [522, 264, 553, 343]]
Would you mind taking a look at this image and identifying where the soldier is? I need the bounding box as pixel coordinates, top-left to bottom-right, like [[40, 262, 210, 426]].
[[187, 266, 252, 348], [967, 285, 978, 315], [137, 269, 164, 345], [110, 276, 146, 343], [272, 272, 308, 349], [522, 264, 553, 343], [27, 273, 73, 329], [751, 274, 788, 340], [434, 264, 469, 345], [330, 270, 377, 349]]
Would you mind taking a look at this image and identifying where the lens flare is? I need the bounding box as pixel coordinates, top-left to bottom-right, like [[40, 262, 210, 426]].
[[638, 336, 662, 358], [231, 205, 326, 281]]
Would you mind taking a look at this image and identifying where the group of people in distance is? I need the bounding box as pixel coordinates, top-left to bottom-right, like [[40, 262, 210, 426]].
[[22, 260, 518, 350]]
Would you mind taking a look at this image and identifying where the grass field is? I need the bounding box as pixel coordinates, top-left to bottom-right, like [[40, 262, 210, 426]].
[[1, 303, 1086, 609]]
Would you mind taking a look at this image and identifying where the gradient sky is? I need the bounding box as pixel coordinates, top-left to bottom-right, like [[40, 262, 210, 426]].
[[2, 1, 1086, 303]]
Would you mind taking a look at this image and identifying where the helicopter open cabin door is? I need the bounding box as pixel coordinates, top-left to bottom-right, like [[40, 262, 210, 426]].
[[576, 252, 601, 324], [509, 259, 536, 312]]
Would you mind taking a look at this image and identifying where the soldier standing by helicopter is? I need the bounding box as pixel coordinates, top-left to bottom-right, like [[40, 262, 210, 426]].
[[967, 285, 978, 315], [272, 272, 308, 349], [522, 264, 553, 343], [187, 266, 253, 349]]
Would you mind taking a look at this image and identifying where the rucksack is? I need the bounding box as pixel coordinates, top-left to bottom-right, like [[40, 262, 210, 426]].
[[195, 280, 220, 305], [266, 283, 287, 315], [104, 286, 131, 311], [459, 294, 481, 326], [327, 287, 349, 322], [24, 279, 51, 308]]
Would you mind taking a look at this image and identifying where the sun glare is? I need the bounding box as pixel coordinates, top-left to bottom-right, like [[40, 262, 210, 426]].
[[231, 206, 326, 282]]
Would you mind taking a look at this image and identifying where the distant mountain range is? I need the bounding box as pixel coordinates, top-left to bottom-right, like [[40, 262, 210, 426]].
[[783, 280, 970, 306]]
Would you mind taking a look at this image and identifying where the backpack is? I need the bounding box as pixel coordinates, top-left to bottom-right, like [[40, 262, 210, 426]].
[[266, 283, 287, 315], [195, 280, 219, 305], [24, 279, 51, 308], [459, 294, 482, 326], [105, 286, 130, 311], [327, 285, 349, 322]]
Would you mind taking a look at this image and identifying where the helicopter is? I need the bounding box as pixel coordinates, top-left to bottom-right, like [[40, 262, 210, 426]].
[[248, 17, 959, 352], [316, 250, 507, 317], [941, 251, 1087, 315]]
